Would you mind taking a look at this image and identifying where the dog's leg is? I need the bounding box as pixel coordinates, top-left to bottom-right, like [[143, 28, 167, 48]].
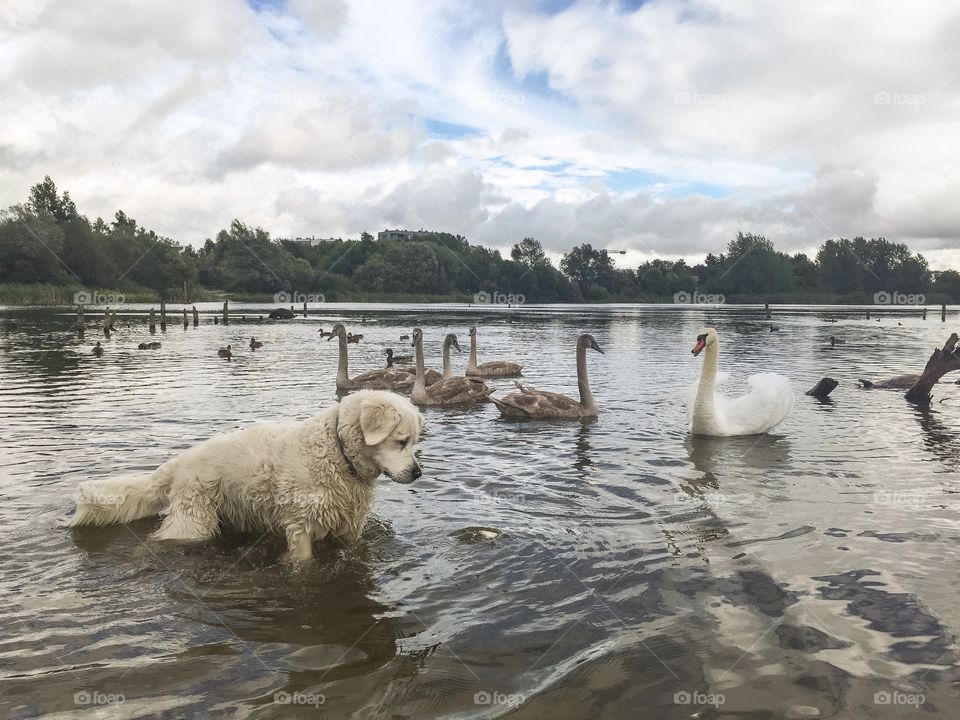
[[151, 471, 220, 542], [284, 524, 317, 562], [284, 524, 331, 562]]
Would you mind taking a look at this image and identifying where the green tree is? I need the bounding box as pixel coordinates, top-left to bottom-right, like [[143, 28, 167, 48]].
[[560, 244, 617, 300], [29, 176, 78, 223], [511, 237, 548, 268]]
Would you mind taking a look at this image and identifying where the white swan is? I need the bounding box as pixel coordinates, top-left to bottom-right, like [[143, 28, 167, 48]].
[[688, 327, 793, 436]]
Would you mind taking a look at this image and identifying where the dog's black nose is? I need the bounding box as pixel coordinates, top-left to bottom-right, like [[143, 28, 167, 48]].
[[412, 463, 422, 480]]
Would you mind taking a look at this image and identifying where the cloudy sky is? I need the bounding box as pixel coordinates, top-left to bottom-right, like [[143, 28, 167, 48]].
[[2, 0, 959, 268]]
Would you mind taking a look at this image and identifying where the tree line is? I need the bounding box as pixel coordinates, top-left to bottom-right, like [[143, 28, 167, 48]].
[[2, 177, 958, 304]]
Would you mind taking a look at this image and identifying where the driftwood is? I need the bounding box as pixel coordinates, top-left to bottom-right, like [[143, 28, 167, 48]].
[[905, 333, 960, 403], [859, 374, 920, 390], [858, 333, 960, 402], [806, 377, 838, 398]]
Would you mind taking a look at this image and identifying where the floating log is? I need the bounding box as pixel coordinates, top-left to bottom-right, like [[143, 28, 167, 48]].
[[149, 308, 156, 333], [806, 377, 838, 398], [905, 333, 960, 403], [859, 375, 920, 390], [222, 300, 229, 325], [192, 306, 199, 326]]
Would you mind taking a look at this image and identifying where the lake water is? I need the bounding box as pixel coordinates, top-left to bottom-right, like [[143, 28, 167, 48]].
[[2, 303, 959, 719]]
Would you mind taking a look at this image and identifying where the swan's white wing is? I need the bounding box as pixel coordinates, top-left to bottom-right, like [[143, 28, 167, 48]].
[[715, 373, 794, 435]]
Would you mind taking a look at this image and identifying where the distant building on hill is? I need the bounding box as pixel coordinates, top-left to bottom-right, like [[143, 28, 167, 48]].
[[288, 236, 339, 246], [377, 228, 435, 242]]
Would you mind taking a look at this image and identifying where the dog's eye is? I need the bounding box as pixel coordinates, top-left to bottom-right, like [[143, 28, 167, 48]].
[[397, 438, 409, 449]]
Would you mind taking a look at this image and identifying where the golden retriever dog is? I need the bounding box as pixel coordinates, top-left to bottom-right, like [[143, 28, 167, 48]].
[[70, 390, 424, 561]]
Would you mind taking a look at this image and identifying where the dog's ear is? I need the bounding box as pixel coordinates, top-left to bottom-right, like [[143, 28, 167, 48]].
[[359, 396, 402, 446]]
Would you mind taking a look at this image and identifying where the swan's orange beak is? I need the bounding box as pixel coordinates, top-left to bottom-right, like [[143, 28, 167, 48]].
[[691, 338, 706, 356]]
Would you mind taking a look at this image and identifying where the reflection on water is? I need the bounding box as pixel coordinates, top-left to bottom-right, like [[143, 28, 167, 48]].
[[2, 303, 960, 718]]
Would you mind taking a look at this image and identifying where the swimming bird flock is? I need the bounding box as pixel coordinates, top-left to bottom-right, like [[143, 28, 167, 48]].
[[326, 321, 792, 433], [86, 310, 795, 435]]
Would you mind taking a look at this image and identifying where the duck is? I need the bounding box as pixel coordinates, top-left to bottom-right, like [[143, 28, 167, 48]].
[[317, 327, 333, 337], [327, 323, 425, 391], [466, 326, 522, 377], [688, 327, 793, 436], [491, 334, 602, 419], [385, 348, 412, 366], [410, 329, 491, 406], [400, 334, 410, 341], [249, 337, 263, 350], [347, 332, 362, 344], [92, 341, 103, 357], [138, 341, 161, 350], [218, 345, 232, 359]]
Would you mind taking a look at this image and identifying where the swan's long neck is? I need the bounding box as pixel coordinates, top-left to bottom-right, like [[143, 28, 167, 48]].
[[442, 340, 453, 379], [337, 334, 350, 384], [577, 343, 596, 412], [694, 340, 719, 418], [414, 336, 426, 392], [468, 332, 478, 372]]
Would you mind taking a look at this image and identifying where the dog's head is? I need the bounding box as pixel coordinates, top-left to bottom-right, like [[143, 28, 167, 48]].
[[352, 391, 425, 484]]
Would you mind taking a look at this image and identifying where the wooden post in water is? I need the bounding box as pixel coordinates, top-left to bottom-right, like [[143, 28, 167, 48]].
[[866, 309, 871, 320], [192, 305, 199, 326], [942, 304, 947, 322], [765, 303, 771, 320], [923, 307, 928, 320], [303, 301, 307, 318], [222, 300, 229, 325], [182, 308, 188, 329], [160, 299, 167, 331], [102, 307, 115, 334], [214, 315, 219, 325], [76, 304, 85, 338], [149, 308, 156, 333]]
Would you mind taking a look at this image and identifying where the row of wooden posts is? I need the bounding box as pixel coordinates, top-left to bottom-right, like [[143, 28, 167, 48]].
[[77, 300, 223, 337], [75, 300, 315, 337], [764, 302, 947, 321]]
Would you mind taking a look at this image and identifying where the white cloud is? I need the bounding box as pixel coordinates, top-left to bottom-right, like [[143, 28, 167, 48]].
[[1, 0, 959, 268]]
